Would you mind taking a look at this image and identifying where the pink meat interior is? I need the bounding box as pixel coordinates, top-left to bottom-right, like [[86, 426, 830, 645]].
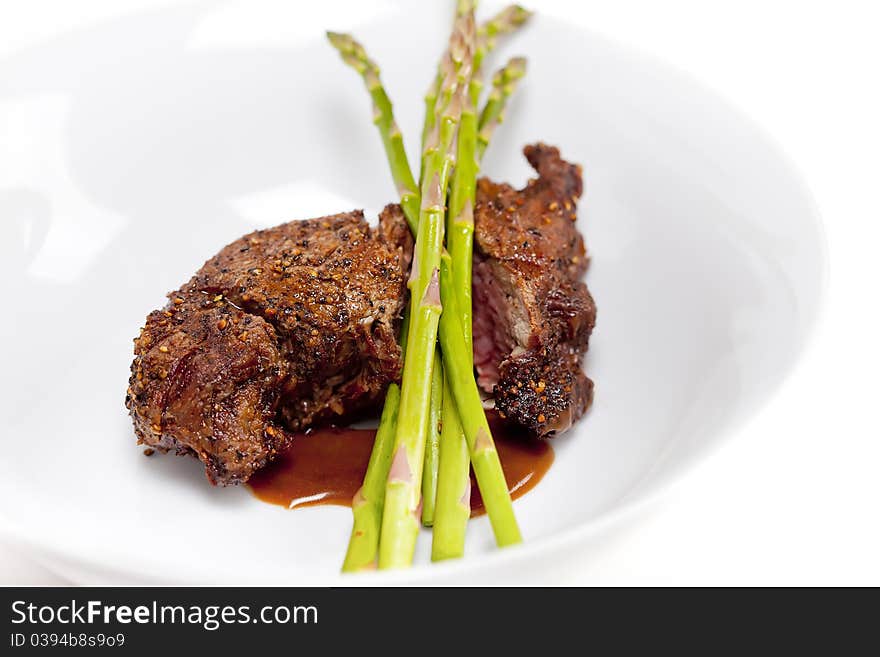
[[472, 258, 514, 392]]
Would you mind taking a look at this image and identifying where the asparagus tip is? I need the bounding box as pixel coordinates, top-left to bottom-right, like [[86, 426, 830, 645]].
[[510, 6, 534, 24], [494, 56, 527, 86], [508, 56, 528, 76], [456, 0, 477, 16], [326, 31, 348, 49]]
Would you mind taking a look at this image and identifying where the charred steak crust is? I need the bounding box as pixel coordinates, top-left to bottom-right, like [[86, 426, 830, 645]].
[[126, 206, 412, 485], [473, 143, 596, 436]]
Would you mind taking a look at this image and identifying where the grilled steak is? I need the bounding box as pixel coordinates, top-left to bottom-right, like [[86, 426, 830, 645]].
[[472, 143, 596, 436], [127, 143, 594, 483], [126, 206, 412, 484]]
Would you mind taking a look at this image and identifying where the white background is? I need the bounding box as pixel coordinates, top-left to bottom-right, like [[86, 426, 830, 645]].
[[1, 0, 877, 585]]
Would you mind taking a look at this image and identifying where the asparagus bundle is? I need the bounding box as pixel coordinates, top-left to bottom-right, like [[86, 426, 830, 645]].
[[328, 1, 531, 571], [378, 6, 476, 569], [423, 4, 532, 541], [432, 54, 527, 560]]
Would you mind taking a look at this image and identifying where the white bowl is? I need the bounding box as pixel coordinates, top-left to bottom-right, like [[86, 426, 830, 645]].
[[0, 0, 826, 584]]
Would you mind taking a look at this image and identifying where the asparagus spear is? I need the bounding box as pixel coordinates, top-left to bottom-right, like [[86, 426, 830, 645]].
[[421, 4, 532, 178], [431, 374, 471, 560], [378, 8, 476, 569], [341, 314, 409, 572], [448, 99, 479, 350], [439, 252, 521, 547], [433, 66, 526, 552], [430, 50, 479, 561], [432, 10, 531, 560], [470, 4, 532, 107], [341, 386, 400, 570], [327, 31, 420, 231], [420, 350, 444, 526], [420, 0, 479, 526], [477, 56, 527, 161], [326, 32, 421, 570]]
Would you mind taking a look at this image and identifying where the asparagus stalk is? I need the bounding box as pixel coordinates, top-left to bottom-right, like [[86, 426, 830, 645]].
[[416, 0, 477, 531], [341, 314, 409, 571], [326, 32, 423, 570], [420, 350, 444, 526], [421, 4, 532, 178], [378, 8, 475, 569], [448, 100, 478, 350], [341, 387, 400, 570], [439, 251, 521, 547], [431, 374, 471, 560], [420, 1, 473, 172], [431, 59, 525, 561], [327, 31, 420, 232], [433, 58, 526, 551], [477, 56, 527, 161], [430, 51, 479, 561], [470, 4, 532, 107]]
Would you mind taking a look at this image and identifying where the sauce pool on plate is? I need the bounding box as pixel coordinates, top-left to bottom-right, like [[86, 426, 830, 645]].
[[248, 411, 553, 515]]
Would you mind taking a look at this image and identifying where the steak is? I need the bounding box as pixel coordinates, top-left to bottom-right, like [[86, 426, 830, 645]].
[[472, 143, 596, 436], [126, 206, 412, 484], [127, 142, 595, 484]]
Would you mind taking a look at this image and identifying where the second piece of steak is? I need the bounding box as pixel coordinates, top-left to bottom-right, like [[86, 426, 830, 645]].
[[126, 206, 412, 484], [472, 143, 596, 436]]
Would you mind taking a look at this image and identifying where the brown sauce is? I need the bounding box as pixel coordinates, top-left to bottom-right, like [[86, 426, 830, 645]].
[[248, 411, 554, 515]]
